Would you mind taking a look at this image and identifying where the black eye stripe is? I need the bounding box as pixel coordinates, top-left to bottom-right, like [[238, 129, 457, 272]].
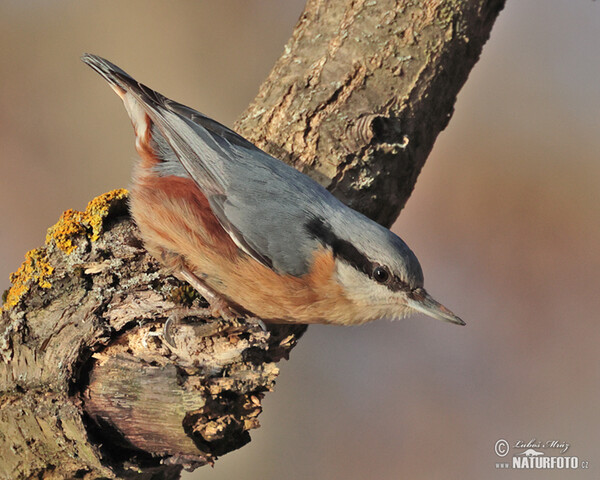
[[305, 217, 371, 275], [305, 217, 410, 292]]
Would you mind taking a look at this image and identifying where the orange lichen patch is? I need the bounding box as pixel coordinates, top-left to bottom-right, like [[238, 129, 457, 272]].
[[46, 189, 129, 253], [46, 209, 87, 254], [85, 188, 129, 241], [2, 248, 54, 311], [2, 189, 129, 312]]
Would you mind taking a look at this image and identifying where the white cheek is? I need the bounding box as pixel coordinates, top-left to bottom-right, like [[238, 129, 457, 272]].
[[335, 261, 396, 305]]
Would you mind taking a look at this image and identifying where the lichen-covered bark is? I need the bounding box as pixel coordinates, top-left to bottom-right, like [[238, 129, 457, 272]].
[[1, 192, 305, 479], [0, 0, 505, 478]]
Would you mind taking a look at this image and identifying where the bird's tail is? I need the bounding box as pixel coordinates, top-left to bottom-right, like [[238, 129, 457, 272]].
[[82, 53, 227, 194], [81, 53, 167, 108]]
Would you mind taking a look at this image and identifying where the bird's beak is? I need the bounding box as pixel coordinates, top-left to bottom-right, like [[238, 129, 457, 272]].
[[407, 288, 465, 326]]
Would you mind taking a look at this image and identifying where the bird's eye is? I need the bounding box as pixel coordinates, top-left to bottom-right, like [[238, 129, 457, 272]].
[[373, 266, 390, 283]]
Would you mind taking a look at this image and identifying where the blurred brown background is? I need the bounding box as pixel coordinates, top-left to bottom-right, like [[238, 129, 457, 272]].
[[1, 1, 598, 479]]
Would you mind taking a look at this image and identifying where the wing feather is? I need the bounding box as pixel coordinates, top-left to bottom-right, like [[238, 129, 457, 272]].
[[82, 54, 339, 276]]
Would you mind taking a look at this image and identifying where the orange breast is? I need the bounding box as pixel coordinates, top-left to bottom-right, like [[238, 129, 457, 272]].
[[130, 172, 239, 272], [132, 173, 354, 323], [128, 124, 354, 324], [217, 248, 355, 324]]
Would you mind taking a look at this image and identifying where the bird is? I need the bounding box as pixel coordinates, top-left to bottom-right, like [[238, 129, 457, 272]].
[[82, 54, 464, 328]]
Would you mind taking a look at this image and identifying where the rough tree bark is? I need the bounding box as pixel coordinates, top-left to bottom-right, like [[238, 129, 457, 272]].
[[0, 0, 504, 478]]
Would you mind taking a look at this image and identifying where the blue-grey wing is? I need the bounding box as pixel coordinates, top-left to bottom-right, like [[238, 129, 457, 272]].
[[82, 54, 336, 276], [153, 99, 339, 276]]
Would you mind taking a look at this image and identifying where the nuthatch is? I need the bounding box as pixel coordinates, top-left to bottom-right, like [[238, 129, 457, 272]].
[[82, 54, 464, 327]]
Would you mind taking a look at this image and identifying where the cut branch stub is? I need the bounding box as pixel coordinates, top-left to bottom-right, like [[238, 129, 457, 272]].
[[0, 192, 306, 478]]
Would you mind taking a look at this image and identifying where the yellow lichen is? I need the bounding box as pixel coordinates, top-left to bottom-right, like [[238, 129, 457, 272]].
[[84, 188, 129, 241], [46, 189, 129, 253], [169, 285, 200, 306], [45, 209, 87, 254], [2, 189, 129, 312], [2, 248, 54, 310]]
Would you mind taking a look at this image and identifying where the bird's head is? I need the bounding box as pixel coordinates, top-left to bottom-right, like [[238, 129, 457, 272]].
[[306, 214, 464, 326]]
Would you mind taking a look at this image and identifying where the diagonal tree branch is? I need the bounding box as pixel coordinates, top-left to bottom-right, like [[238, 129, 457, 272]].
[[0, 1, 504, 478], [237, 0, 504, 225]]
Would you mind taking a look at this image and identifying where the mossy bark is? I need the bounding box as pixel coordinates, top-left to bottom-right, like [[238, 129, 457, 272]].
[[0, 0, 505, 478]]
